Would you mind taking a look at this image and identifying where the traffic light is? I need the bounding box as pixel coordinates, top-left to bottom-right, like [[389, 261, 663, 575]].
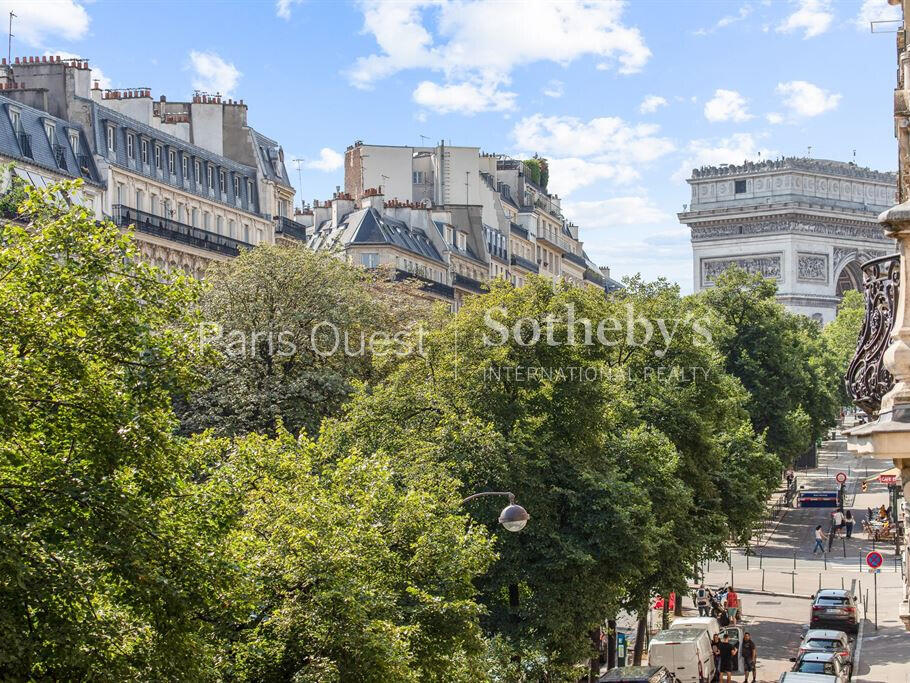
[[862, 481, 868, 493]]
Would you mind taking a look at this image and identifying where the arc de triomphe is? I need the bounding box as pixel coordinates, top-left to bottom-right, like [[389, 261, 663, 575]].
[[679, 157, 897, 323]]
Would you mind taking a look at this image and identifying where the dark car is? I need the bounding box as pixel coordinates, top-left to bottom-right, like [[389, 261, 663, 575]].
[[810, 590, 858, 634], [598, 665, 676, 683], [790, 651, 851, 682]]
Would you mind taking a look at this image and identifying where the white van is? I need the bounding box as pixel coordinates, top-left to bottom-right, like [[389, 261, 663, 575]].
[[648, 628, 714, 683], [668, 616, 720, 639]]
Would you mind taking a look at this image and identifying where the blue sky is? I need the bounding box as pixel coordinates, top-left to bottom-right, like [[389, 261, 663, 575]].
[[10, 0, 903, 291]]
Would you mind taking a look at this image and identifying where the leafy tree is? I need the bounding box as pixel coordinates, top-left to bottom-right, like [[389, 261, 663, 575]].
[[0, 165, 29, 218], [697, 268, 837, 464], [822, 289, 865, 404], [176, 247, 429, 438], [187, 428, 496, 682], [0, 179, 218, 679]]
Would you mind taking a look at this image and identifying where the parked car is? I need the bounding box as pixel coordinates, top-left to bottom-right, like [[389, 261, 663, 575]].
[[790, 651, 851, 682], [810, 590, 858, 634], [598, 665, 676, 682], [797, 630, 852, 662], [797, 490, 839, 508], [647, 628, 715, 683], [778, 673, 838, 683]]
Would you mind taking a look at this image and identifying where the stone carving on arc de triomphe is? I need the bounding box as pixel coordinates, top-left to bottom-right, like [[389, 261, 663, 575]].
[[797, 254, 828, 282], [702, 254, 782, 285]]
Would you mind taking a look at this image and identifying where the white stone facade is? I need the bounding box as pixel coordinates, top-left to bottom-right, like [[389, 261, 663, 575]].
[[679, 158, 897, 323]]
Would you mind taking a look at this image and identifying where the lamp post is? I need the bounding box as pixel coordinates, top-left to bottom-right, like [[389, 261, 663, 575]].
[[460, 491, 529, 532]]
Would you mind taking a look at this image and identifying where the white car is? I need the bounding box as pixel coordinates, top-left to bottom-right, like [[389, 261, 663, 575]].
[[797, 629, 852, 662]]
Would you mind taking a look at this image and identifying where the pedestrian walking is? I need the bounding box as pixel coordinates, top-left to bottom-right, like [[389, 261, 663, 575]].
[[813, 525, 826, 554], [832, 508, 844, 530], [695, 584, 711, 617], [711, 633, 721, 683], [845, 510, 854, 539], [724, 585, 739, 625], [741, 632, 756, 683], [717, 633, 738, 683]]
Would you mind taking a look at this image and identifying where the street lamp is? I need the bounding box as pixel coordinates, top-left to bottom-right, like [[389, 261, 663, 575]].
[[461, 491, 529, 532]]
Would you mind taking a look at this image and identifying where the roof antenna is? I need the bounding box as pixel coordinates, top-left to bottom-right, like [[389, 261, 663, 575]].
[[807, 145, 812, 158], [853, 149, 857, 164], [7, 11, 14, 69]]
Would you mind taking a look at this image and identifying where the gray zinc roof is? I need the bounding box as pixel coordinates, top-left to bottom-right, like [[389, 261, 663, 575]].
[[252, 129, 291, 187], [0, 93, 102, 186]]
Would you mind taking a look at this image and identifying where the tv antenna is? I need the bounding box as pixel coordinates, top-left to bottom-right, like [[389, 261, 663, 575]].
[[292, 158, 305, 211], [7, 11, 14, 67]]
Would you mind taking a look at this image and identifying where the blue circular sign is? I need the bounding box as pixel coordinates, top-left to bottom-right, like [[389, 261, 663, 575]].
[[866, 551, 884, 569]]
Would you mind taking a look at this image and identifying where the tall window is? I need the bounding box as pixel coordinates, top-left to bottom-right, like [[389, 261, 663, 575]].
[[150, 195, 158, 215], [116, 183, 123, 205], [182, 155, 188, 178], [208, 166, 214, 190], [141, 140, 148, 164], [191, 207, 199, 227], [361, 253, 380, 268], [127, 135, 134, 159], [256, 228, 264, 244], [203, 212, 210, 229], [154, 145, 161, 170], [69, 131, 79, 154], [219, 170, 226, 193], [228, 219, 235, 238], [243, 224, 250, 242], [177, 203, 185, 223], [233, 176, 240, 196], [168, 150, 175, 174], [106, 126, 115, 152], [44, 122, 55, 142], [216, 215, 223, 235], [194, 160, 201, 184], [247, 180, 254, 202], [10, 109, 20, 131], [135, 189, 143, 210]]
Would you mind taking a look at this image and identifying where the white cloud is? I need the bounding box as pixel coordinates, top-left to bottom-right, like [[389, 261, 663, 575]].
[[276, 0, 304, 20], [0, 0, 89, 47], [412, 78, 516, 114], [639, 95, 668, 114], [856, 0, 900, 30], [563, 196, 671, 230], [44, 50, 111, 89], [542, 79, 564, 99], [347, 0, 650, 113], [766, 112, 784, 124], [511, 114, 675, 163], [776, 0, 833, 39], [305, 148, 344, 172], [188, 50, 241, 97], [694, 4, 753, 35], [776, 80, 841, 117], [546, 158, 639, 197], [674, 133, 777, 182], [703, 89, 752, 122]]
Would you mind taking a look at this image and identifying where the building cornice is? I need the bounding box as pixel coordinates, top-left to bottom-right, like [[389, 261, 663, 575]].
[[688, 214, 892, 243]]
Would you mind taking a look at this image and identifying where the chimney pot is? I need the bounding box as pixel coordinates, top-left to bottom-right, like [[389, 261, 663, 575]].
[[55, 55, 60, 62], [13, 57, 18, 64], [41, 55, 46, 62]]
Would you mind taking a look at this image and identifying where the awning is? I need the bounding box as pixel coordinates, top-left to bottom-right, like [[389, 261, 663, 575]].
[[863, 467, 900, 483]]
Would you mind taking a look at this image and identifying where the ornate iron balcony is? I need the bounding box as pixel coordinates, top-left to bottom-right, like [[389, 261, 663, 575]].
[[274, 215, 308, 242], [845, 253, 900, 416], [453, 273, 487, 294], [509, 254, 539, 273], [112, 204, 250, 257]]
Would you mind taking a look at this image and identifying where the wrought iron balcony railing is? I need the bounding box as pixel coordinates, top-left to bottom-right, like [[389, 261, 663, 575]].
[[453, 273, 487, 294], [274, 215, 308, 242], [562, 251, 587, 267], [393, 268, 455, 300], [509, 254, 539, 273], [112, 204, 250, 257], [845, 253, 900, 416]]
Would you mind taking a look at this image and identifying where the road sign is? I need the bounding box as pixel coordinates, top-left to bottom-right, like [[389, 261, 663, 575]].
[[879, 473, 898, 484], [866, 551, 884, 569], [836, 472, 847, 484]]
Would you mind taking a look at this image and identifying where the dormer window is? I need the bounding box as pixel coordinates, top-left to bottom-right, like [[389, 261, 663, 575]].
[[168, 150, 175, 174], [69, 131, 79, 154], [219, 170, 226, 193], [247, 179, 254, 201], [106, 125, 115, 152], [9, 107, 20, 132], [194, 160, 201, 183], [182, 155, 188, 178], [44, 121, 55, 142], [233, 175, 240, 196], [154, 145, 161, 170], [207, 165, 214, 189], [141, 139, 148, 164], [126, 134, 134, 159]]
